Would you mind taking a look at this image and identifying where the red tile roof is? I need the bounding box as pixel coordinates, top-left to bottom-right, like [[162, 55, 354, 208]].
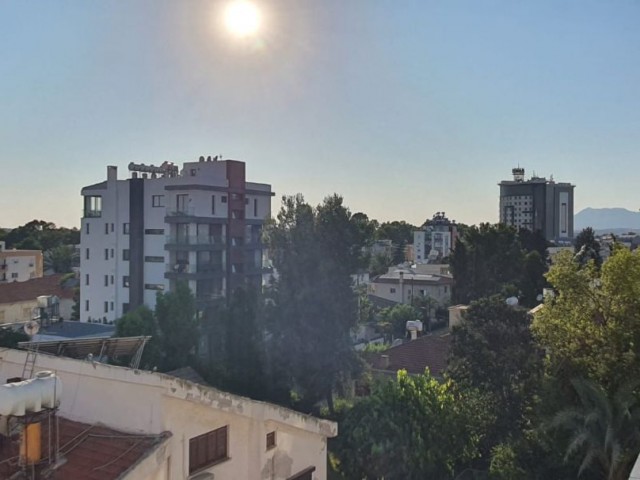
[[366, 333, 452, 377], [0, 274, 75, 304], [0, 416, 169, 479]]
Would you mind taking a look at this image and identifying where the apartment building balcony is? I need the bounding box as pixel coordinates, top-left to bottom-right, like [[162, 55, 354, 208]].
[[164, 262, 225, 280], [164, 235, 226, 251], [165, 206, 195, 217]]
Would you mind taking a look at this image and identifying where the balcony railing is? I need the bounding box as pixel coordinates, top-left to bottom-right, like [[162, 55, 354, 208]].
[[165, 235, 226, 246], [165, 207, 195, 217], [83, 209, 102, 218], [166, 263, 195, 274]]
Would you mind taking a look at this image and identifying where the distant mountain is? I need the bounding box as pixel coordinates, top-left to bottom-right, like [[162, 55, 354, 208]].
[[575, 208, 640, 232]]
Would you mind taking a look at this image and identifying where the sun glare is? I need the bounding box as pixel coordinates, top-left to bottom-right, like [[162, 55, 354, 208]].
[[224, 1, 261, 38]]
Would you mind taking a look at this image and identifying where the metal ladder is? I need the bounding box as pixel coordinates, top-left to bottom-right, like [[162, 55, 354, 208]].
[[22, 344, 39, 380]]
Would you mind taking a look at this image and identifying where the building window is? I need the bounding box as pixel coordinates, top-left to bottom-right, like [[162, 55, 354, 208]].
[[211, 195, 216, 214], [152, 195, 165, 207], [85, 300, 89, 311], [111, 248, 114, 258], [110, 275, 114, 285], [145, 229, 165, 235], [85, 223, 90, 235], [254, 199, 258, 217], [123, 276, 130, 288], [104, 249, 109, 260], [104, 301, 108, 313], [11, 272, 18, 279], [287, 467, 316, 480], [189, 426, 228, 474], [190, 168, 196, 176], [145, 283, 165, 291], [85, 274, 89, 286], [111, 223, 114, 232], [266, 431, 276, 450], [444, 286, 448, 293], [105, 223, 109, 234], [123, 223, 130, 235], [145, 256, 164, 263], [110, 301, 114, 311], [123, 249, 130, 261], [86, 248, 90, 260], [104, 275, 108, 287], [221, 196, 227, 204], [84, 195, 102, 218], [390, 287, 396, 293]]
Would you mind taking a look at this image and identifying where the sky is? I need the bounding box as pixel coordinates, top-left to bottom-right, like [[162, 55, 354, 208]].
[[1, 0, 639, 229]]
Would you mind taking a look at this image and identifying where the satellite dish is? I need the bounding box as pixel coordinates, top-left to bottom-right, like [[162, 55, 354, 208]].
[[536, 294, 544, 302], [505, 296, 519, 306], [24, 320, 40, 337]]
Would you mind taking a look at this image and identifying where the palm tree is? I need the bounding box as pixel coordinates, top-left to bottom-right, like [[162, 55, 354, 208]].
[[551, 378, 640, 480], [44, 245, 78, 273]]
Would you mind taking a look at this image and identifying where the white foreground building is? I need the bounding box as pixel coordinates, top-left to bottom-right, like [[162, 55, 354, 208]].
[[80, 157, 273, 323], [0, 348, 336, 480]]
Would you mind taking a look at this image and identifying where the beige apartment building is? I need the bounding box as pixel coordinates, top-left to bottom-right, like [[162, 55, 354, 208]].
[[0, 241, 43, 283]]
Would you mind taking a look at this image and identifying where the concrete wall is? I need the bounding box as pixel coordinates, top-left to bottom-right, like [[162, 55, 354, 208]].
[[0, 349, 335, 480]]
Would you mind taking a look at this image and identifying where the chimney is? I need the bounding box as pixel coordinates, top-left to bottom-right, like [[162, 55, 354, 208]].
[[107, 165, 117, 182], [381, 355, 390, 369]]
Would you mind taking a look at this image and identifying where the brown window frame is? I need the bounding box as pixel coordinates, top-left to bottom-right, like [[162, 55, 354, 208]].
[[189, 426, 229, 474], [266, 431, 276, 450]]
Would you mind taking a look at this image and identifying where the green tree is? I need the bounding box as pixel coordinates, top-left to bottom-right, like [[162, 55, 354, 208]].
[[4, 220, 79, 250], [532, 248, 640, 391], [368, 251, 393, 277], [334, 370, 483, 479], [114, 305, 162, 369], [378, 303, 420, 339], [447, 296, 543, 458], [154, 282, 199, 371], [574, 227, 603, 268], [551, 378, 640, 480], [263, 194, 362, 412], [44, 245, 78, 273], [376, 220, 417, 264]]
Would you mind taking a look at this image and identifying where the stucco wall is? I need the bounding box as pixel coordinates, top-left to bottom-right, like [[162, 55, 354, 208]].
[[0, 349, 335, 480]]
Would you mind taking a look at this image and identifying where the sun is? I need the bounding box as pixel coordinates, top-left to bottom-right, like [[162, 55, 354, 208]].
[[224, 1, 261, 38]]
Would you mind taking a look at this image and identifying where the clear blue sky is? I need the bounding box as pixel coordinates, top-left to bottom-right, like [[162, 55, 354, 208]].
[[1, 0, 639, 228]]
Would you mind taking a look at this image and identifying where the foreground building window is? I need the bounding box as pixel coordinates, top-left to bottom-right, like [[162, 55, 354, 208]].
[[189, 425, 228, 473]]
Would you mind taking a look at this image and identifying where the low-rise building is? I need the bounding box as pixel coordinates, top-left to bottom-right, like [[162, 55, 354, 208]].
[[0, 241, 43, 283], [0, 348, 337, 479], [0, 274, 75, 324], [413, 212, 458, 264], [369, 269, 453, 306]]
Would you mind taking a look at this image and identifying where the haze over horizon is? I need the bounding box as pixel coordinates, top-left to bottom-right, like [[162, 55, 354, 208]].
[[2, 1, 639, 229]]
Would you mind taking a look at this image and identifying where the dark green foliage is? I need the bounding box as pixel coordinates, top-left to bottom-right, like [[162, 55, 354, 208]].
[[115, 305, 162, 369], [574, 227, 603, 268], [0, 329, 29, 348], [368, 251, 394, 277], [154, 282, 199, 371], [199, 287, 269, 400], [334, 370, 483, 479], [376, 220, 417, 264], [447, 296, 543, 462], [449, 224, 548, 307], [551, 378, 640, 480], [44, 245, 78, 273], [377, 303, 420, 339], [3, 220, 79, 250], [263, 194, 363, 412]]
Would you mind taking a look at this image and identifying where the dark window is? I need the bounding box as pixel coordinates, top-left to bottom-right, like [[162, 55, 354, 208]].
[[85, 223, 89, 235], [211, 195, 216, 214], [254, 199, 258, 217], [123, 223, 130, 235], [189, 426, 228, 474], [86, 248, 90, 260], [145, 256, 164, 263], [145, 283, 165, 291], [104, 301, 108, 313], [105, 223, 109, 234], [123, 249, 130, 261], [85, 300, 89, 311], [84, 196, 102, 218], [111, 248, 114, 258], [145, 229, 165, 235], [85, 274, 89, 286], [266, 431, 276, 450], [152, 195, 165, 207], [110, 275, 114, 285], [111, 223, 114, 232], [104, 275, 108, 287], [123, 276, 130, 288], [287, 467, 316, 480], [221, 196, 227, 204], [110, 301, 114, 311], [190, 168, 196, 176], [390, 287, 396, 293], [104, 248, 109, 260]]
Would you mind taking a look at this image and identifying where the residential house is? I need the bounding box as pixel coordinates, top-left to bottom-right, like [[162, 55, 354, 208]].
[[0, 274, 75, 324], [0, 241, 43, 283]]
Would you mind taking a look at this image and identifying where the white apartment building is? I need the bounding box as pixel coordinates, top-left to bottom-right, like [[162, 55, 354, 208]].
[[413, 212, 458, 264], [0, 241, 43, 283], [369, 270, 453, 306], [0, 348, 336, 479], [80, 157, 273, 323]]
